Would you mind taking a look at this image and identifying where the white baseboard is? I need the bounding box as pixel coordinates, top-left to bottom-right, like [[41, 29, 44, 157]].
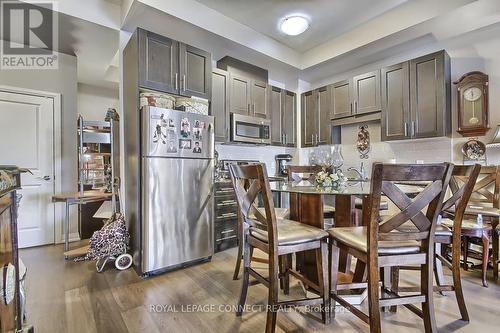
[[55, 232, 81, 244]]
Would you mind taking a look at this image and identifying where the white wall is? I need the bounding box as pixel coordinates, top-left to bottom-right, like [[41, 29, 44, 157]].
[[77, 83, 119, 120]]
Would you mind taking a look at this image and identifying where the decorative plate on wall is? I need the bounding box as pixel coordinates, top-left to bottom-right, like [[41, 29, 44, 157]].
[[461, 138, 486, 160]]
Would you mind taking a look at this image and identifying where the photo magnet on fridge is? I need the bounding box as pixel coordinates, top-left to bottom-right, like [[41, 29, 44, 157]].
[[179, 139, 192, 149], [180, 118, 191, 138], [193, 141, 202, 153], [167, 140, 177, 153]]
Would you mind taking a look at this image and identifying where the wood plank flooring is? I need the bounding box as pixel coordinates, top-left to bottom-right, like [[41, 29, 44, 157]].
[[20, 244, 500, 333]]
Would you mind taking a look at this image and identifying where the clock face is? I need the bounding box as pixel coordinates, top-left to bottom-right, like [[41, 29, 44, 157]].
[[463, 87, 482, 101]]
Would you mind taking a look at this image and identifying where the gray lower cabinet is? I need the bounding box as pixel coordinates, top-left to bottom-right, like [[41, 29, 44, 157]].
[[269, 86, 296, 147], [331, 79, 352, 119], [352, 70, 381, 115], [410, 51, 451, 139], [301, 91, 317, 147], [381, 50, 451, 141], [179, 43, 212, 99], [381, 62, 410, 141], [138, 28, 212, 99], [317, 86, 331, 145], [212, 69, 229, 142]]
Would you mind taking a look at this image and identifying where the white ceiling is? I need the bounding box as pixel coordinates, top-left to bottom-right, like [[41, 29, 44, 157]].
[[195, 0, 409, 52]]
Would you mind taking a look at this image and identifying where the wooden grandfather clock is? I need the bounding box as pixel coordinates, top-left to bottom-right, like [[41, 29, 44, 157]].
[[454, 71, 490, 137]]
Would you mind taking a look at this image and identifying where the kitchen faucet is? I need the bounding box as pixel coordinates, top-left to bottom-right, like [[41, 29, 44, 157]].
[[347, 162, 368, 181]]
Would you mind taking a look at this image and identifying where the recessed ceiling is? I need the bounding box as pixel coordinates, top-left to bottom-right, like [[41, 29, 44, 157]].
[[194, 0, 409, 52]]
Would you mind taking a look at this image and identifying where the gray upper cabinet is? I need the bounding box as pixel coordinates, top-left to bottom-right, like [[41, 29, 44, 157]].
[[381, 62, 410, 141], [138, 29, 179, 95], [137, 28, 212, 99], [179, 43, 212, 99], [269, 86, 283, 145], [410, 51, 450, 139], [252, 80, 268, 118], [331, 79, 352, 119], [317, 86, 332, 145], [282, 90, 296, 147], [269, 87, 296, 147], [229, 74, 251, 115], [301, 91, 317, 147], [352, 70, 381, 115], [381, 50, 451, 141], [212, 69, 229, 142]]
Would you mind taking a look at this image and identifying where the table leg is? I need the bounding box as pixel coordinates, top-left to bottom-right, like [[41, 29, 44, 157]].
[[291, 193, 324, 285], [492, 219, 499, 281], [64, 202, 70, 259], [335, 194, 355, 273]]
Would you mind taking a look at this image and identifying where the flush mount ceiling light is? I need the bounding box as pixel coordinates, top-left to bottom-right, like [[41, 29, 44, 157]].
[[280, 15, 309, 36]]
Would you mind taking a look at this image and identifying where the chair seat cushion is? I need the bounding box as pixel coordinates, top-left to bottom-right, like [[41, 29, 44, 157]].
[[445, 204, 500, 218], [441, 218, 491, 230], [328, 226, 420, 255], [354, 198, 389, 211], [324, 204, 335, 214], [250, 219, 328, 246]]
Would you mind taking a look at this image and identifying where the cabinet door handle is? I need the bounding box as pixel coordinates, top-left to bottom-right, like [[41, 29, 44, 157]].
[[354, 100, 357, 114], [411, 121, 416, 137], [248, 104, 251, 113], [404, 123, 408, 137], [183, 74, 186, 91], [175, 73, 178, 91], [350, 102, 353, 114], [284, 134, 287, 145]]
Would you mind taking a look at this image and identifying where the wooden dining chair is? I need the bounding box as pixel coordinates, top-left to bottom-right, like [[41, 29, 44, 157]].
[[394, 164, 481, 321], [229, 163, 330, 333], [443, 165, 500, 283], [329, 163, 453, 333]]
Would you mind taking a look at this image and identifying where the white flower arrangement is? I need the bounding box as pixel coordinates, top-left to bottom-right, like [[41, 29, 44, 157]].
[[315, 169, 348, 189]]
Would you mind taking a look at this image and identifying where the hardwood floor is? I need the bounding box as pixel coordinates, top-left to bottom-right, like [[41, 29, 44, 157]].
[[20, 244, 500, 333]]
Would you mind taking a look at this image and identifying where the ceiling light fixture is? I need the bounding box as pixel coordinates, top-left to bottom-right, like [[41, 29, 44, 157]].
[[280, 15, 309, 36]]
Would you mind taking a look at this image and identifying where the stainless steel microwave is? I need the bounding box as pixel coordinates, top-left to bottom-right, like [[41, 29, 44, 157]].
[[230, 113, 271, 144]]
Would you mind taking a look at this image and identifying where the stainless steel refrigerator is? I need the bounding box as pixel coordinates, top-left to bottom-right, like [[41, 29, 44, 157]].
[[133, 106, 214, 276]]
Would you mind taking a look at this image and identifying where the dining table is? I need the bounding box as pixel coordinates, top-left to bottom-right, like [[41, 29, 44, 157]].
[[269, 179, 425, 288]]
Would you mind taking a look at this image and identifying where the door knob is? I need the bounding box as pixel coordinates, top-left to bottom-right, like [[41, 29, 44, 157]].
[[37, 175, 51, 181]]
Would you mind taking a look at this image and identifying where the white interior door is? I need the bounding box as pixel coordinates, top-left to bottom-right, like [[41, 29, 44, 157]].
[[0, 90, 55, 248]]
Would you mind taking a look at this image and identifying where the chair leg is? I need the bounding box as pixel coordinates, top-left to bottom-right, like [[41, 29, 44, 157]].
[[381, 267, 391, 313], [450, 235, 469, 321], [265, 253, 280, 333], [422, 246, 438, 333], [492, 227, 499, 281], [481, 231, 489, 288], [283, 254, 291, 295], [434, 243, 446, 296], [329, 241, 340, 320], [463, 237, 469, 271], [236, 235, 251, 317], [316, 240, 330, 325], [390, 267, 399, 313], [233, 217, 244, 280], [367, 257, 381, 333]]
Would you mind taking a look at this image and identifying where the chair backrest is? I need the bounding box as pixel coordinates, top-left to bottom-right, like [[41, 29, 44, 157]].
[[366, 163, 453, 246], [287, 165, 322, 182], [229, 163, 278, 247], [466, 165, 500, 208], [443, 164, 482, 230]]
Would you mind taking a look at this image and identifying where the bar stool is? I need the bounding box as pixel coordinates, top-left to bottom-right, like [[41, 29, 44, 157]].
[[230, 163, 330, 333]]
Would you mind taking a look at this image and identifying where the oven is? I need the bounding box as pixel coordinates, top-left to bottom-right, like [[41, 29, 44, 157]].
[[230, 113, 271, 144]]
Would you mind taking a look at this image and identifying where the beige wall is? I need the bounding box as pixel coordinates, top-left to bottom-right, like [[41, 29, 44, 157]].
[[77, 83, 119, 121]]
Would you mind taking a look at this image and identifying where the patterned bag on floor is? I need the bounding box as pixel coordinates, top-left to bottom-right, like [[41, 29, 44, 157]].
[[74, 214, 129, 262]]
